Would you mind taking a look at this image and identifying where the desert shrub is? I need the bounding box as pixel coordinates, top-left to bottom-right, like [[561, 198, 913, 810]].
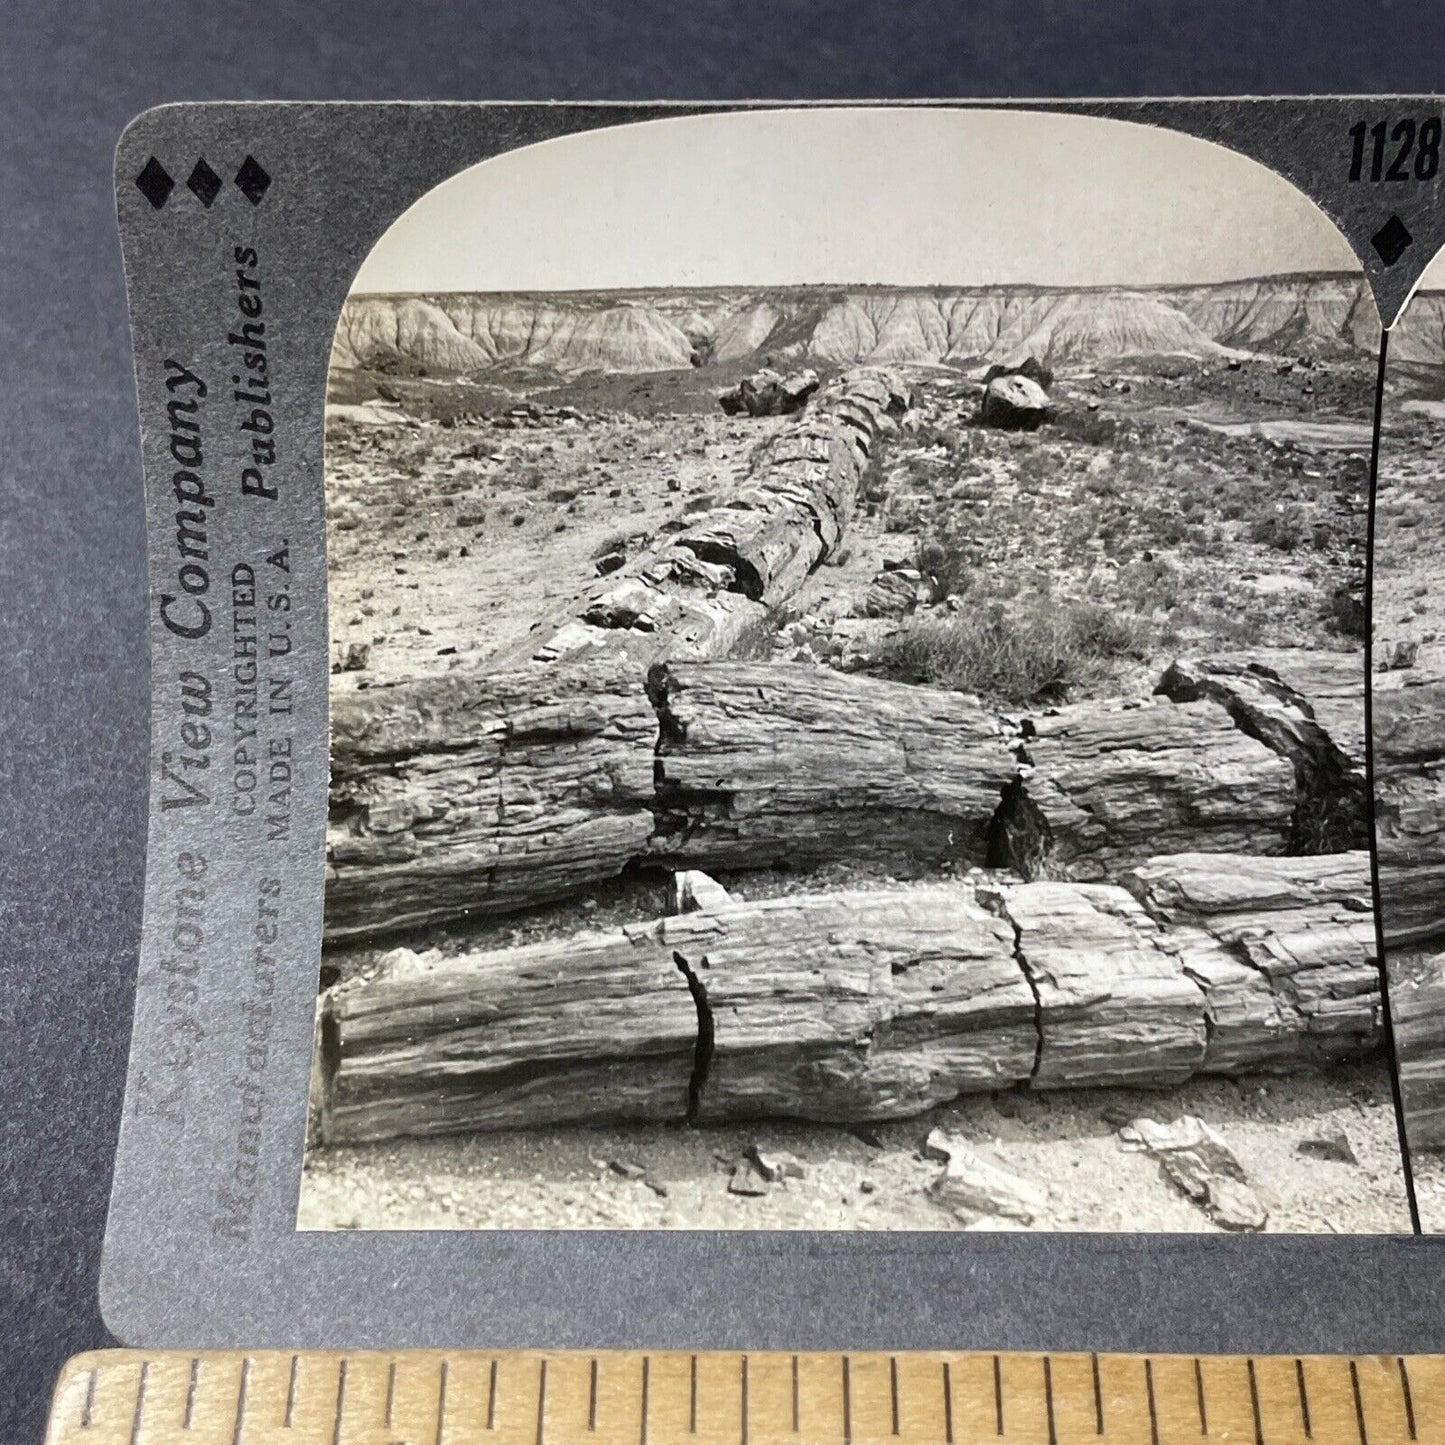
[[868, 597, 1151, 705], [1249, 504, 1309, 552], [1052, 408, 1120, 447], [1327, 586, 1369, 641]]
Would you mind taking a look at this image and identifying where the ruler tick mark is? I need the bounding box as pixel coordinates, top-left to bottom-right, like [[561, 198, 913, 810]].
[[1351, 1361, 1369, 1445], [232, 1358, 252, 1445], [185, 1359, 201, 1432], [1195, 1358, 1209, 1436], [435, 1360, 449, 1445], [588, 1359, 598, 1433], [83, 1368, 97, 1429], [638, 1357, 648, 1445], [1295, 1359, 1312, 1438], [689, 1355, 697, 1435], [535, 1359, 547, 1445], [129, 1360, 149, 1445], [1091, 1353, 1103, 1435], [741, 1355, 750, 1445], [1247, 1359, 1264, 1445], [791, 1355, 800, 1435], [335, 1360, 350, 1445], [843, 1356, 853, 1445], [994, 1355, 1004, 1436], [284, 1356, 298, 1430], [487, 1360, 498, 1431], [1399, 1358, 1417, 1440], [942, 1362, 954, 1445], [1045, 1357, 1058, 1445], [384, 1361, 396, 1431], [1145, 1360, 1159, 1445], [891, 1356, 901, 1437]]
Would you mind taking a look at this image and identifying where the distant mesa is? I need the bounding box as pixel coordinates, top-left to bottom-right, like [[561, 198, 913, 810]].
[[329, 275, 1437, 380]]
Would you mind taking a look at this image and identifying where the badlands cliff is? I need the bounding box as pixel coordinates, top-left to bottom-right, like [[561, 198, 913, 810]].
[[329, 276, 1445, 378]]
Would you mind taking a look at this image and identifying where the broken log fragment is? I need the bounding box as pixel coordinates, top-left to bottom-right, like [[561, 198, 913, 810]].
[[674, 886, 1038, 1123], [325, 666, 657, 941], [1390, 951, 1445, 1149], [1158, 649, 1367, 851], [648, 660, 1020, 870], [320, 934, 700, 1144], [992, 696, 1296, 877], [1119, 851, 1378, 1071], [319, 859, 1385, 1145], [1374, 679, 1445, 948], [979, 879, 1208, 1088]]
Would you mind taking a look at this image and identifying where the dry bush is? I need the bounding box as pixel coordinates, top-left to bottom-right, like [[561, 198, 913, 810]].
[[868, 597, 1152, 706]]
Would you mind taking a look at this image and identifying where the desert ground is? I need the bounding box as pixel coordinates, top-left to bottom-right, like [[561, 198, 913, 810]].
[[304, 281, 1418, 1235]]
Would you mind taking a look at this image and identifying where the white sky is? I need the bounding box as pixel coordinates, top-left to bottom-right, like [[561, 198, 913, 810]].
[[352, 107, 1362, 295]]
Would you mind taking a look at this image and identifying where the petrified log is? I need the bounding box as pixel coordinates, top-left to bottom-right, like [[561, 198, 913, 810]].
[[534, 368, 909, 666], [326, 661, 1311, 941], [1390, 950, 1445, 1150], [1158, 648, 1367, 850], [320, 859, 1385, 1144], [992, 697, 1296, 877], [979, 878, 1208, 1088], [320, 934, 700, 1144], [648, 661, 1020, 870], [672, 886, 1037, 1123], [1374, 680, 1445, 947], [325, 666, 657, 941], [1120, 851, 1379, 1071], [322, 884, 1037, 1143]]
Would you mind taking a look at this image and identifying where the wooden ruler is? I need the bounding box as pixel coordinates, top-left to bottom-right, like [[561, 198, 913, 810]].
[[44, 1351, 1434, 1445]]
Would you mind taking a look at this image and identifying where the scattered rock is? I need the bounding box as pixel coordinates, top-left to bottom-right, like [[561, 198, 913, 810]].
[[609, 1160, 646, 1180], [643, 1176, 669, 1198], [727, 1160, 770, 1197], [924, 1128, 1048, 1224], [718, 367, 821, 418], [1120, 1116, 1267, 1231], [1297, 1127, 1358, 1165], [1378, 639, 1420, 672], [982, 356, 1055, 392], [668, 869, 735, 915], [980, 373, 1052, 430], [337, 641, 370, 673], [594, 549, 627, 577], [863, 566, 926, 619], [747, 1145, 805, 1183]]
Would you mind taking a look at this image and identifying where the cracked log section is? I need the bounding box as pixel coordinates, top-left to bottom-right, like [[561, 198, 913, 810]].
[[1373, 681, 1445, 1149], [321, 853, 1378, 1144], [326, 661, 1296, 941], [534, 367, 910, 666], [1374, 680, 1445, 948]]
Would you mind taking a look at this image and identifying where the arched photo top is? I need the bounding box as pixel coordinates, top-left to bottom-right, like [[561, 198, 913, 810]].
[[347, 106, 1363, 295]]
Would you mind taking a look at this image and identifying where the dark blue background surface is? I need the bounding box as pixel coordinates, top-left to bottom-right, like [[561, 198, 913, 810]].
[[4, 5, 1444, 1440]]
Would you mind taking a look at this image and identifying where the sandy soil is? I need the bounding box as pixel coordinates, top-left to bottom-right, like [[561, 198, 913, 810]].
[[298, 1060, 1408, 1234]]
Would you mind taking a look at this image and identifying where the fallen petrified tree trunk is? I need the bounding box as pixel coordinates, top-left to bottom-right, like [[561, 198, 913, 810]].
[[1390, 950, 1445, 1150], [325, 666, 657, 940], [320, 854, 1382, 1143], [327, 661, 1300, 940], [533, 369, 910, 667], [1374, 679, 1445, 948], [1158, 648, 1367, 851], [996, 697, 1296, 877]]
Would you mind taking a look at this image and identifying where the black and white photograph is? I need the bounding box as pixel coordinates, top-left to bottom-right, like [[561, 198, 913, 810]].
[[299, 108, 1410, 1234], [1370, 242, 1445, 1229]]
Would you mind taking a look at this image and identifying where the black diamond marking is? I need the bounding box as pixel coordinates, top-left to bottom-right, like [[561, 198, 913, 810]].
[[235, 155, 271, 205], [1372, 214, 1413, 267], [187, 157, 222, 207], [135, 157, 174, 209]]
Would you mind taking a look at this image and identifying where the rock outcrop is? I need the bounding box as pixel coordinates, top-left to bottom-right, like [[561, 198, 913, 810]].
[[979, 373, 1052, 430], [330, 276, 1409, 378]]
